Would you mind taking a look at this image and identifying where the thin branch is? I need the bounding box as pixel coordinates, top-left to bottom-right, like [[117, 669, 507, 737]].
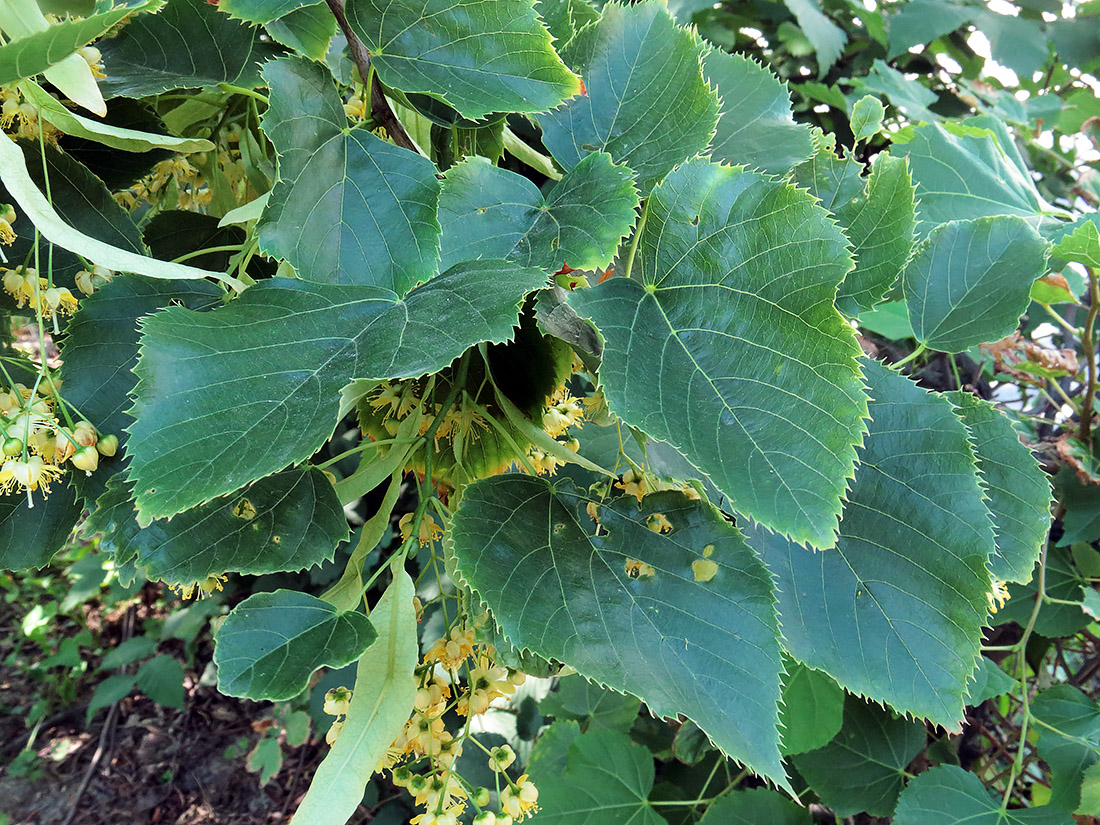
[[324, 0, 421, 155], [1079, 266, 1099, 443]]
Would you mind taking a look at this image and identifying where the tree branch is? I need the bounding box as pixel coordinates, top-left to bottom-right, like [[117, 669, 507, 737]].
[[1079, 266, 1098, 444], [324, 0, 420, 155]]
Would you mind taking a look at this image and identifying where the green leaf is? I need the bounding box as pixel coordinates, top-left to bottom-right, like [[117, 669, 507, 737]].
[[903, 121, 1055, 236], [540, 675, 642, 732], [60, 276, 222, 503], [998, 544, 1090, 638], [1079, 762, 1100, 816], [89, 468, 348, 584], [793, 137, 916, 316], [903, 216, 1049, 352], [246, 737, 283, 786], [1059, 467, 1100, 545], [265, 2, 336, 60], [344, 0, 580, 120], [793, 696, 927, 818], [968, 657, 1017, 705], [858, 300, 915, 339], [887, 0, 971, 58], [783, 0, 847, 75], [438, 152, 638, 273], [19, 80, 214, 154], [136, 654, 186, 709], [529, 719, 581, 777], [976, 9, 1051, 79], [220, 0, 314, 23], [100, 636, 157, 671], [0, 134, 242, 291], [698, 788, 812, 825], [946, 392, 1051, 584], [450, 476, 790, 790], [128, 262, 546, 520], [893, 765, 1077, 825], [702, 50, 813, 175], [854, 60, 939, 124], [529, 727, 664, 825], [0, 0, 162, 86], [779, 661, 844, 755], [291, 566, 418, 823], [258, 56, 441, 293], [0, 482, 83, 570], [214, 589, 377, 701], [87, 672, 138, 722], [1051, 216, 1100, 269], [536, 0, 600, 48], [745, 360, 994, 729], [850, 95, 886, 143], [98, 0, 283, 98], [537, 1, 720, 192], [570, 159, 866, 548], [1030, 685, 1100, 814]]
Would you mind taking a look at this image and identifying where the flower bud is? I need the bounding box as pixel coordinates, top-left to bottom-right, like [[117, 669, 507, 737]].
[[472, 787, 491, 808], [3, 436, 22, 457], [72, 446, 99, 473], [96, 434, 118, 457], [473, 813, 497, 825]]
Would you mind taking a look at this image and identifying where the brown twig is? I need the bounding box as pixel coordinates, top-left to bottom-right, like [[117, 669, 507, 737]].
[[1079, 266, 1099, 444], [323, 0, 420, 154]]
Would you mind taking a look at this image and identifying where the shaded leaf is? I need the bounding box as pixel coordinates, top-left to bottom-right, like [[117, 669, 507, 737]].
[[784, 0, 847, 75], [793, 696, 926, 818], [437, 152, 638, 273], [88, 468, 347, 584], [887, 0, 971, 58], [779, 661, 844, 755], [570, 158, 866, 548], [745, 360, 994, 728], [893, 765, 1076, 825], [98, 0, 282, 98], [265, 2, 336, 60], [344, 0, 580, 120], [1030, 685, 1100, 814], [128, 262, 546, 520], [220, 0, 314, 22], [998, 544, 1090, 638], [214, 589, 377, 700], [450, 476, 790, 790], [540, 675, 641, 732], [946, 392, 1051, 583], [0, 482, 82, 571], [530, 727, 664, 825], [968, 657, 1017, 705], [702, 50, 813, 175], [258, 56, 441, 293], [538, 1, 719, 192], [136, 655, 186, 709], [698, 788, 812, 825], [903, 216, 1049, 352]]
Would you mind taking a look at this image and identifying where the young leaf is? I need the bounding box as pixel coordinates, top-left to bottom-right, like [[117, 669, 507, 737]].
[[344, 0, 581, 120], [88, 468, 348, 584], [258, 56, 442, 294], [903, 216, 1049, 352], [214, 589, 377, 700], [529, 728, 665, 825], [450, 477, 790, 791], [947, 391, 1052, 583], [744, 360, 995, 729], [97, 0, 282, 98], [128, 262, 546, 520], [850, 95, 886, 143], [291, 566, 418, 824], [570, 159, 867, 549], [537, 0, 720, 192], [702, 50, 813, 175], [0, 0, 163, 86], [892, 765, 1077, 825], [1050, 216, 1100, 269], [540, 675, 641, 732], [437, 152, 638, 273], [792, 696, 927, 817], [779, 661, 844, 755]]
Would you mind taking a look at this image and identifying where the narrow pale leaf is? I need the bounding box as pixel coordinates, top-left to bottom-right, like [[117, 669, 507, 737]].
[[291, 566, 418, 824], [450, 476, 790, 790], [214, 589, 377, 700], [570, 158, 867, 548], [744, 360, 994, 729]]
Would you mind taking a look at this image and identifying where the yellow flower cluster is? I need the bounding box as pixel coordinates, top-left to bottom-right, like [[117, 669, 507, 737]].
[[0, 86, 56, 142], [168, 573, 226, 601], [400, 512, 446, 547], [321, 685, 353, 745], [117, 155, 212, 212], [0, 204, 16, 247], [359, 621, 536, 824], [519, 387, 587, 476], [616, 467, 702, 503], [987, 579, 1011, 614], [368, 380, 490, 446], [2, 267, 78, 321], [0, 383, 116, 506]]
